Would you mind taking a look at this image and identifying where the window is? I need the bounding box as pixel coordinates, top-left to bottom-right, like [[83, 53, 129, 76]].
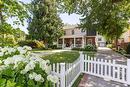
[[64, 31, 66, 35], [98, 38, 102, 41], [87, 39, 92, 44], [72, 30, 74, 35]]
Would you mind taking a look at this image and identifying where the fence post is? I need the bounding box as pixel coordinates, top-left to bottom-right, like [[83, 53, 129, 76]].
[[80, 51, 84, 73], [60, 63, 65, 87], [127, 59, 130, 85]]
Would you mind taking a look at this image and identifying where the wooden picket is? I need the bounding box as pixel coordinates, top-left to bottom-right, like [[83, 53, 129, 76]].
[[50, 52, 130, 87]]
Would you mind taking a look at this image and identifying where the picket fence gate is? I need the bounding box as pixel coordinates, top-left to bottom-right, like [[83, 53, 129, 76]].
[[51, 52, 130, 87]]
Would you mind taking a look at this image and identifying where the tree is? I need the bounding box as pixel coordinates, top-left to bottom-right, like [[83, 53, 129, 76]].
[[13, 28, 26, 42], [58, 0, 130, 49], [28, 0, 63, 47], [79, 0, 129, 49], [0, 0, 28, 46], [0, 0, 28, 24], [0, 23, 26, 46]]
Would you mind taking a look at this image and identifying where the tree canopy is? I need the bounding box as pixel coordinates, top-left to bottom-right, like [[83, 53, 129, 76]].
[[58, 0, 130, 45], [28, 0, 63, 46], [0, 0, 28, 24]]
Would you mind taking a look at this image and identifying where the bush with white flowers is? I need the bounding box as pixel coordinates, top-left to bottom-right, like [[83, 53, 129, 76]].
[[0, 46, 58, 87]]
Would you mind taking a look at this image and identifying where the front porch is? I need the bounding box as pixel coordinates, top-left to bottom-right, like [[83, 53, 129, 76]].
[[57, 36, 96, 49], [57, 37, 85, 49]]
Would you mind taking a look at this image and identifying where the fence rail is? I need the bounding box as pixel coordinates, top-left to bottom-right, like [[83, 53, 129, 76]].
[[51, 52, 130, 87]]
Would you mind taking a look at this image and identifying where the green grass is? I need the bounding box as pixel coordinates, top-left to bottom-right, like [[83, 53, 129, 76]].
[[42, 51, 80, 63], [72, 74, 84, 87]]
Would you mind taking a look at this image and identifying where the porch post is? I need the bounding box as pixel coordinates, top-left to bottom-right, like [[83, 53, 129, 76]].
[[82, 37, 84, 48], [57, 38, 59, 48], [74, 37, 76, 47], [62, 38, 65, 48]]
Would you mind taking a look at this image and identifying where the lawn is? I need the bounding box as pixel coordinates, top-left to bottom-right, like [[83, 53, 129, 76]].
[[42, 51, 80, 63]]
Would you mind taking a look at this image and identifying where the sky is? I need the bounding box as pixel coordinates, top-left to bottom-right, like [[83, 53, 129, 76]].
[[8, 0, 81, 34]]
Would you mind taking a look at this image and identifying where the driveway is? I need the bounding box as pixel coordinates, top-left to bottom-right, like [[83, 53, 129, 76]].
[[96, 47, 127, 65], [79, 47, 129, 87]]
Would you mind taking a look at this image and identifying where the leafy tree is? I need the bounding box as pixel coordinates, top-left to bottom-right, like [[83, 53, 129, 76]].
[[28, 0, 63, 47], [0, 23, 26, 46], [0, 0, 28, 46], [13, 28, 26, 42], [0, 0, 28, 24], [58, 0, 130, 49], [79, 0, 130, 48]]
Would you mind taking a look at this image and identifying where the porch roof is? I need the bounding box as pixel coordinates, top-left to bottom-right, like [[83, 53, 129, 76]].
[[60, 35, 85, 38]]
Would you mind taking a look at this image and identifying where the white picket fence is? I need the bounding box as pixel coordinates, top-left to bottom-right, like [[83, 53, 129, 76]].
[[51, 52, 130, 87]]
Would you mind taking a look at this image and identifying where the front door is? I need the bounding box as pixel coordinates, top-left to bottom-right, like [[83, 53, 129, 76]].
[[65, 38, 71, 47]]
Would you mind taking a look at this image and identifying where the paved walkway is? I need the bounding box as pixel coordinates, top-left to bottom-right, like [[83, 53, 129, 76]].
[[78, 47, 129, 87], [97, 47, 127, 65]]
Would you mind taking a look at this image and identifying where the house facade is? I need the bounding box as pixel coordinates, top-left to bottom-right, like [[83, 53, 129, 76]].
[[57, 25, 106, 49], [115, 29, 130, 49]]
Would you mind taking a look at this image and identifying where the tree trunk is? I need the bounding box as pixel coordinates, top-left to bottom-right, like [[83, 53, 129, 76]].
[[0, 10, 3, 24], [115, 36, 118, 50]]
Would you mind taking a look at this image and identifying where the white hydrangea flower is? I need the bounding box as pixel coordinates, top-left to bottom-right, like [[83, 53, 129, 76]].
[[1, 47, 8, 53], [44, 65, 51, 74], [0, 65, 7, 71], [17, 47, 23, 52], [46, 60, 50, 64], [12, 55, 26, 64], [39, 60, 46, 70], [52, 75, 59, 83], [29, 72, 37, 80], [47, 75, 59, 83], [40, 77, 44, 82], [7, 48, 16, 54], [24, 61, 35, 72], [20, 50, 27, 55], [34, 74, 42, 82], [0, 52, 4, 57], [29, 73, 34, 79], [4, 57, 14, 65], [20, 69, 27, 74], [23, 46, 32, 50]]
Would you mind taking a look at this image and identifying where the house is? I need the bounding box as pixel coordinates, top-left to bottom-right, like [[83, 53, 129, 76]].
[[57, 25, 106, 49], [116, 29, 130, 49]]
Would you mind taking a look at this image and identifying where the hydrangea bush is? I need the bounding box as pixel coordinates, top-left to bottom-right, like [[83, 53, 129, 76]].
[[0, 46, 58, 87], [84, 44, 97, 51]]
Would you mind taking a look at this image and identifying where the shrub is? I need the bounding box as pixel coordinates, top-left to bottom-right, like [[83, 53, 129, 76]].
[[84, 44, 97, 51], [0, 46, 58, 86], [116, 48, 126, 54], [107, 44, 113, 48], [126, 42, 130, 54], [18, 40, 45, 49], [48, 45, 57, 49], [71, 47, 84, 51]]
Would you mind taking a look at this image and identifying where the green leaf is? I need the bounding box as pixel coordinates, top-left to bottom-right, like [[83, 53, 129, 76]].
[[0, 78, 6, 87], [6, 80, 16, 87], [28, 80, 35, 86]]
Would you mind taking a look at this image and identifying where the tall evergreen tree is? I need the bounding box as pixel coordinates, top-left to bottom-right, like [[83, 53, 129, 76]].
[[28, 0, 63, 46]]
